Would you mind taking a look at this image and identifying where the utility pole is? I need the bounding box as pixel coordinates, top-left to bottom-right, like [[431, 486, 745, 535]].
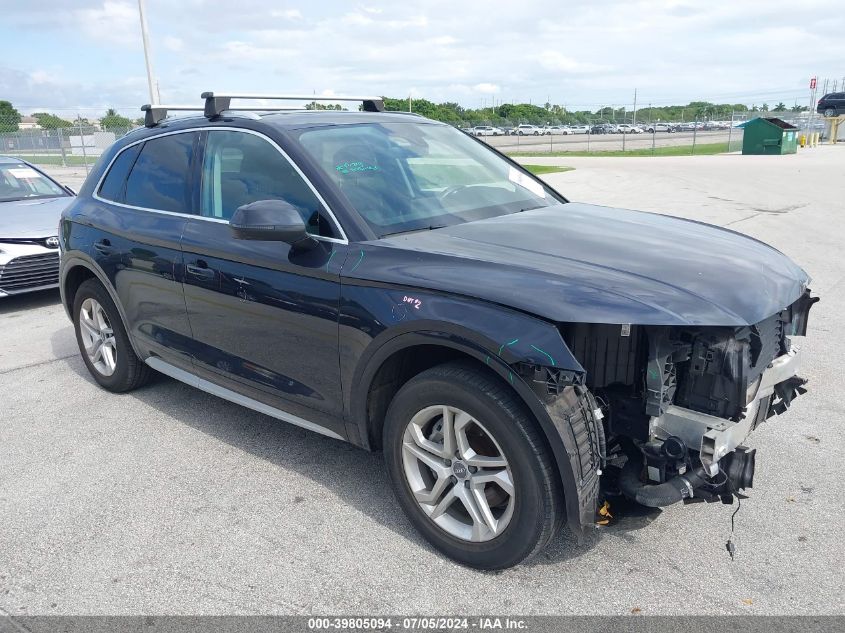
[[138, 0, 158, 104], [408, 95, 412, 112]]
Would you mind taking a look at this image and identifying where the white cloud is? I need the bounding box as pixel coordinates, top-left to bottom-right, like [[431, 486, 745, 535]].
[[536, 51, 609, 74], [473, 83, 501, 94], [76, 1, 139, 45], [270, 9, 303, 19], [163, 36, 184, 52], [1, 0, 844, 112]]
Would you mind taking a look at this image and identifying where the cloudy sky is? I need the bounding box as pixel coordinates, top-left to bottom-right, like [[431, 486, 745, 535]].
[[1, 0, 843, 118]]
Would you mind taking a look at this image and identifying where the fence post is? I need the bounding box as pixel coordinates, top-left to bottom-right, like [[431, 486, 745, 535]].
[[727, 112, 734, 152], [692, 124, 697, 155], [58, 127, 67, 167], [77, 117, 89, 175], [652, 130, 656, 155], [622, 127, 626, 152], [550, 131, 553, 153], [587, 128, 590, 153]]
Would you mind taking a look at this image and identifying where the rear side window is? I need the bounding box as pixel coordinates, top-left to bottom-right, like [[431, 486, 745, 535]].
[[98, 144, 141, 202], [124, 132, 197, 213]]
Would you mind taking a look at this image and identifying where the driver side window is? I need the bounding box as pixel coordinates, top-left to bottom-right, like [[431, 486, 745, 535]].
[[200, 130, 337, 237]]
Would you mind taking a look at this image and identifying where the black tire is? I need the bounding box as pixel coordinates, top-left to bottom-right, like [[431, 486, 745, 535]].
[[383, 361, 563, 570], [824, 108, 835, 117], [73, 278, 152, 393]]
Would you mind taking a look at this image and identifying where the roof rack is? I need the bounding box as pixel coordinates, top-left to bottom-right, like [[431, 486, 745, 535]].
[[141, 92, 386, 128], [141, 104, 205, 127], [201, 92, 385, 116]]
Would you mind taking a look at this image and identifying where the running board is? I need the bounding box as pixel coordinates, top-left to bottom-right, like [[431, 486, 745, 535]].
[[145, 357, 345, 441]]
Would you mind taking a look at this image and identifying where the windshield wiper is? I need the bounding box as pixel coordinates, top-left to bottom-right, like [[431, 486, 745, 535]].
[[382, 224, 450, 237]]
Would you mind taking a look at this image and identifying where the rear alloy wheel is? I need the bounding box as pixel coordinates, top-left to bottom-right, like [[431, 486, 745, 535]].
[[78, 297, 118, 377], [73, 278, 152, 393], [384, 361, 563, 569], [824, 108, 835, 117]]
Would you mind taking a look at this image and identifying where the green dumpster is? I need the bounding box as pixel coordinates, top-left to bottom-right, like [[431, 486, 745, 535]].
[[740, 117, 799, 155]]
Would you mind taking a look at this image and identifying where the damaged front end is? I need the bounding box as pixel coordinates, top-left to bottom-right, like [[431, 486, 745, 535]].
[[562, 289, 818, 510]]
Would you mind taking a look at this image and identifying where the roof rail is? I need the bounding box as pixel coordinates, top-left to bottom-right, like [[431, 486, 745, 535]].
[[141, 104, 205, 127], [201, 92, 385, 116]]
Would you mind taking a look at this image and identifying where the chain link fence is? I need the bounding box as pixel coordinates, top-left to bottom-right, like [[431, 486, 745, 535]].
[[0, 123, 134, 173], [0, 107, 828, 169]]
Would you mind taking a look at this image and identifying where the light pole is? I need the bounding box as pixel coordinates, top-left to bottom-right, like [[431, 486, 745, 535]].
[[138, 0, 158, 104]]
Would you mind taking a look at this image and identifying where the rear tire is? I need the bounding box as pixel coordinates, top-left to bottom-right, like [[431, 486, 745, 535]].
[[383, 361, 563, 569], [73, 278, 152, 393], [824, 108, 835, 117]]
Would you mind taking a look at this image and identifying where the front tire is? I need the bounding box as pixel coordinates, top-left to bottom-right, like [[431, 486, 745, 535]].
[[824, 108, 835, 117], [383, 361, 563, 569], [73, 278, 152, 393]]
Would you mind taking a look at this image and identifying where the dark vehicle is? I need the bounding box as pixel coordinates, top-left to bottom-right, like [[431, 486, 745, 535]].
[[590, 123, 614, 134], [60, 93, 817, 570], [1, 156, 75, 297], [817, 93, 845, 117]]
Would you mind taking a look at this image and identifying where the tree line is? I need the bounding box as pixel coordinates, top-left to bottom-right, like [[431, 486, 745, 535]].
[[1, 96, 810, 134], [0, 101, 142, 133], [381, 97, 808, 126]]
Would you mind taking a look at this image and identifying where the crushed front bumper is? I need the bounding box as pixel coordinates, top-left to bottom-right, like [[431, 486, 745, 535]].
[[649, 346, 806, 475]]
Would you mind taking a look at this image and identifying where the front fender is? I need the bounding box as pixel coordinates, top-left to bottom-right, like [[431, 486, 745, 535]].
[[340, 283, 600, 539]]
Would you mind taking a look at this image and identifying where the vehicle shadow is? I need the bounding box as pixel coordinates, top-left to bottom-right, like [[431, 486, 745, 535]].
[[0, 288, 61, 314], [49, 327, 658, 571]]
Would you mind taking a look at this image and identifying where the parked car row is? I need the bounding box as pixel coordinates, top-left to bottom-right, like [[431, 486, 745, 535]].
[[466, 122, 742, 137]]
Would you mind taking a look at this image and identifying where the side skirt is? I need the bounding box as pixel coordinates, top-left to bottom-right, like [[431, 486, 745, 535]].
[[145, 357, 346, 442]]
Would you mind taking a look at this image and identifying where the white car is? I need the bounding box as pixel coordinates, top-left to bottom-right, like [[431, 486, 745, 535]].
[[545, 125, 571, 135], [645, 123, 677, 133], [515, 124, 547, 136], [569, 125, 590, 134], [470, 126, 503, 136], [616, 124, 644, 134]]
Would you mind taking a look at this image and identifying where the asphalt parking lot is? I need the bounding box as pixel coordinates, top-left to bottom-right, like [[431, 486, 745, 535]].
[[1, 147, 844, 616]]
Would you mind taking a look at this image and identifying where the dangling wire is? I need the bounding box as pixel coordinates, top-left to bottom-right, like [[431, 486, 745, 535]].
[[725, 477, 741, 561]]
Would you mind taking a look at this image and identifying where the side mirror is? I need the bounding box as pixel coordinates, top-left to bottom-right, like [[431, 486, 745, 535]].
[[229, 200, 315, 250]]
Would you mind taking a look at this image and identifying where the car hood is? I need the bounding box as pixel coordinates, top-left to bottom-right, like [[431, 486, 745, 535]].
[[0, 197, 73, 239], [365, 203, 809, 326]]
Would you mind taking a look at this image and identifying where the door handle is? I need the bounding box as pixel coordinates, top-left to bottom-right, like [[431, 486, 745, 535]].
[[186, 261, 215, 280], [93, 239, 114, 254]]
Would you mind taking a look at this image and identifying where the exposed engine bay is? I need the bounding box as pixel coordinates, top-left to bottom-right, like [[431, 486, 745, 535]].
[[559, 289, 818, 510]]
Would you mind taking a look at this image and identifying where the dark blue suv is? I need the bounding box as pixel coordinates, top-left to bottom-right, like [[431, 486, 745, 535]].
[[60, 93, 816, 569]]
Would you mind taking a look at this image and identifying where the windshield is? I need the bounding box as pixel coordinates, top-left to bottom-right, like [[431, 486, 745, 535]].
[[0, 163, 68, 203], [295, 122, 558, 237]]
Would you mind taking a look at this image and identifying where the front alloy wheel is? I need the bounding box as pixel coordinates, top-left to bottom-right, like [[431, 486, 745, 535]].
[[401, 405, 514, 542], [384, 361, 564, 569]]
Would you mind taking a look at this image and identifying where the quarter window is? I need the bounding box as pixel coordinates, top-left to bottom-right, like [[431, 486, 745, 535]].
[[98, 143, 141, 203], [200, 130, 335, 237], [124, 132, 197, 214]]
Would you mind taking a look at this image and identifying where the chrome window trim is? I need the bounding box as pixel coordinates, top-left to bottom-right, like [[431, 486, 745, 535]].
[[92, 126, 349, 245]]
